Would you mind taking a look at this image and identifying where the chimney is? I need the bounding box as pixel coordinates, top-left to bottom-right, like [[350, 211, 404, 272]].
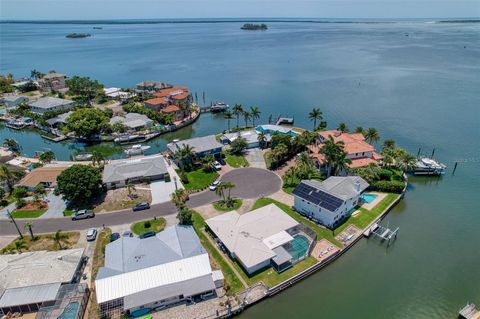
[[354, 179, 361, 192]]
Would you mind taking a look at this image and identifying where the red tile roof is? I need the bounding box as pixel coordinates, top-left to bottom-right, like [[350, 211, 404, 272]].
[[160, 104, 180, 113], [348, 157, 379, 169], [145, 97, 168, 106], [153, 86, 190, 100], [318, 130, 374, 155]]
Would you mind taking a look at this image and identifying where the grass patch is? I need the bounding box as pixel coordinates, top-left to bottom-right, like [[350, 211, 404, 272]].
[[192, 211, 244, 294], [183, 169, 219, 191], [63, 209, 75, 216], [0, 231, 80, 254], [88, 228, 111, 319], [11, 209, 47, 218], [225, 153, 249, 168], [213, 199, 242, 212], [131, 218, 166, 236], [252, 198, 342, 247]]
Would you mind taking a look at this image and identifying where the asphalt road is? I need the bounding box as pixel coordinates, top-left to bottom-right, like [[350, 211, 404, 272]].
[[0, 167, 281, 236]]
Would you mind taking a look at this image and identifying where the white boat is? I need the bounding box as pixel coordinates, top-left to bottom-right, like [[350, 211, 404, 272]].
[[114, 134, 140, 144], [124, 144, 151, 156], [74, 153, 93, 161], [413, 157, 446, 175], [210, 102, 229, 112]]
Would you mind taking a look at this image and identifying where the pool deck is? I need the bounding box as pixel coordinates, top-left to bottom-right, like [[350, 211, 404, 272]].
[[361, 192, 387, 210], [311, 239, 341, 262]]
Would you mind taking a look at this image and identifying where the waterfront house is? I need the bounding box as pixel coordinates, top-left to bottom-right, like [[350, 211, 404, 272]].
[[2, 95, 29, 109], [0, 248, 85, 315], [256, 124, 299, 136], [206, 204, 314, 274], [37, 72, 67, 93], [46, 111, 72, 128], [28, 97, 75, 114], [293, 176, 369, 228], [221, 129, 272, 149], [109, 113, 153, 131], [102, 155, 168, 189], [308, 130, 383, 172], [103, 87, 135, 101], [136, 81, 172, 92], [17, 166, 68, 190], [167, 135, 223, 164], [144, 97, 169, 111], [152, 86, 190, 104], [95, 225, 221, 317], [159, 104, 183, 121]]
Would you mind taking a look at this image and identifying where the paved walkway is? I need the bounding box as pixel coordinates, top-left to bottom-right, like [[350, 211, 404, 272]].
[[269, 189, 294, 206], [0, 201, 17, 219]]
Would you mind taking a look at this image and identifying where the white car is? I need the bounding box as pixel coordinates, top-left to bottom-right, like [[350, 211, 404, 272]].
[[86, 228, 98, 242], [209, 180, 221, 191], [212, 161, 222, 171]]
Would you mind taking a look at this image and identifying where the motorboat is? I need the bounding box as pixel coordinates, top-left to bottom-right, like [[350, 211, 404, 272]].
[[124, 144, 151, 157], [74, 153, 93, 161], [210, 102, 229, 112], [413, 157, 446, 175]]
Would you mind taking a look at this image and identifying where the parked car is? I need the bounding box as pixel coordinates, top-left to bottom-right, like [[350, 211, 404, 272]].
[[71, 209, 95, 221], [139, 231, 156, 239], [110, 232, 120, 242], [209, 180, 221, 191], [122, 230, 133, 238], [133, 202, 150, 211], [212, 161, 222, 171], [218, 157, 226, 166], [86, 228, 98, 241]]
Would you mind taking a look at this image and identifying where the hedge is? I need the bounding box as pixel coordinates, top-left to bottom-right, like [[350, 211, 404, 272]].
[[370, 180, 405, 193]]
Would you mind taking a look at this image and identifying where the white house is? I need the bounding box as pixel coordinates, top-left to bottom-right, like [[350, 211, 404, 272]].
[[220, 129, 272, 149], [293, 176, 369, 228], [28, 97, 74, 114], [2, 95, 29, 109]]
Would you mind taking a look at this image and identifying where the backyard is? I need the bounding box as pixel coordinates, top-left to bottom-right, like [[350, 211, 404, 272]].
[[131, 218, 166, 236]]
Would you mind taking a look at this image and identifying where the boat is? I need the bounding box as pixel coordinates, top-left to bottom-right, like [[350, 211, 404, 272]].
[[210, 102, 229, 113], [413, 157, 446, 175], [114, 134, 141, 144], [124, 144, 151, 157], [74, 153, 93, 161], [459, 302, 480, 319]]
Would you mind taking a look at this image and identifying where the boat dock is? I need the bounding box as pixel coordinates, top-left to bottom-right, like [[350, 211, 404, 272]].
[[41, 134, 68, 142], [268, 114, 294, 125], [364, 223, 399, 246], [459, 303, 480, 319]]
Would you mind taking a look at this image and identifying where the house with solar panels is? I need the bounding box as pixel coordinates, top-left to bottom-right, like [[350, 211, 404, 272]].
[[292, 176, 369, 228]]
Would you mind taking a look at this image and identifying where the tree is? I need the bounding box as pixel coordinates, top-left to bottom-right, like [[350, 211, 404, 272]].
[[233, 104, 243, 129], [56, 164, 103, 204], [224, 111, 234, 132], [111, 121, 127, 133], [39, 150, 56, 164], [355, 127, 365, 134], [30, 69, 44, 80], [18, 81, 38, 93], [270, 134, 293, 152], [126, 181, 136, 198], [66, 76, 104, 105], [66, 108, 111, 139], [230, 136, 247, 155], [14, 239, 26, 253], [0, 164, 23, 194], [177, 207, 193, 225], [308, 108, 323, 130], [397, 152, 417, 173], [320, 136, 349, 176], [0, 74, 15, 93], [24, 222, 35, 239], [3, 138, 21, 154], [34, 183, 45, 195], [382, 139, 396, 151], [91, 151, 105, 168], [250, 106, 261, 126], [337, 123, 349, 133], [364, 127, 380, 144], [173, 145, 196, 170], [52, 230, 68, 249], [332, 150, 352, 176], [201, 155, 215, 172], [222, 181, 235, 202], [171, 189, 188, 208], [243, 111, 251, 128], [257, 131, 268, 149]]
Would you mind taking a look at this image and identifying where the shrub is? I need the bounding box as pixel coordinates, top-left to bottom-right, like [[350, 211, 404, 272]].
[[377, 168, 393, 181], [0, 199, 9, 207], [144, 221, 151, 228], [179, 171, 189, 184], [16, 198, 26, 209], [370, 180, 405, 193], [13, 187, 28, 199]]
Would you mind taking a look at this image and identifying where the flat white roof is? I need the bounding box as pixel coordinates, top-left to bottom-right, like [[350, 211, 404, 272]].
[[262, 230, 294, 250]]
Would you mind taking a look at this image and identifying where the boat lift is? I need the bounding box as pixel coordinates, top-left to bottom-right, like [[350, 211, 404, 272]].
[[367, 222, 399, 246]]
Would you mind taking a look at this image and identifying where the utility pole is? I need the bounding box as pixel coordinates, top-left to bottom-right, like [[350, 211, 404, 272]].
[[173, 176, 178, 191], [7, 210, 23, 239]]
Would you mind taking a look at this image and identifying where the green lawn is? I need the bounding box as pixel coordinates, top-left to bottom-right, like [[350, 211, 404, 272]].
[[131, 218, 166, 236], [225, 153, 249, 168], [183, 169, 219, 191], [11, 209, 47, 218], [252, 198, 342, 247], [63, 209, 75, 216], [192, 212, 244, 294], [213, 199, 242, 212]]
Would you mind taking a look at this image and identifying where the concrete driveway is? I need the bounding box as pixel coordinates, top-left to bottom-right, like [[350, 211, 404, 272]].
[[41, 192, 67, 218], [245, 148, 266, 169]]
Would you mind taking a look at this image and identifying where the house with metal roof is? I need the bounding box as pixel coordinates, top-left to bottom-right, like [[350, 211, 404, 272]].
[[293, 176, 369, 228], [220, 129, 272, 149], [0, 248, 85, 315], [167, 135, 224, 164], [110, 113, 153, 131], [102, 155, 168, 189], [95, 225, 221, 317], [2, 95, 29, 109], [28, 97, 74, 114], [206, 204, 315, 274]]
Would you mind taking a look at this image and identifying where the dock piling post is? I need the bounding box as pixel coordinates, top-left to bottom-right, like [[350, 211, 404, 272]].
[[452, 162, 458, 175]]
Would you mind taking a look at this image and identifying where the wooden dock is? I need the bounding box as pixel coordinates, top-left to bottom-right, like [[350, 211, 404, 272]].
[[41, 134, 68, 142], [459, 303, 480, 319]]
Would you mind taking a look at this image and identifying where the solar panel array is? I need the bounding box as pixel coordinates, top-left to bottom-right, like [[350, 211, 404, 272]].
[[292, 182, 344, 211]]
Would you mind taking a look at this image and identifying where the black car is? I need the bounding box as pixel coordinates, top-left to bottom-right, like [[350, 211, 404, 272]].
[[110, 232, 120, 242], [132, 202, 150, 211], [218, 157, 226, 165], [139, 231, 156, 239]]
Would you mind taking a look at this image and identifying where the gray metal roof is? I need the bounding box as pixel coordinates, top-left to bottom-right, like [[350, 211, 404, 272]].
[[0, 283, 61, 308], [167, 135, 223, 154], [102, 155, 167, 183], [46, 111, 72, 126], [300, 176, 369, 201], [110, 113, 152, 129], [3, 95, 28, 102], [272, 246, 292, 266], [29, 97, 74, 109]]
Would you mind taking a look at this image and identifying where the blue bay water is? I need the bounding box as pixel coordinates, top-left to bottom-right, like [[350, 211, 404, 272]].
[[1, 20, 479, 318]]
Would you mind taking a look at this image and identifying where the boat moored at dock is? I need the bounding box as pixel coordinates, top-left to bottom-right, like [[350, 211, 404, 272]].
[[413, 157, 446, 175], [124, 144, 151, 157]]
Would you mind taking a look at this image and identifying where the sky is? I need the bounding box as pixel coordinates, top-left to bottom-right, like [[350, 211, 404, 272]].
[[0, 0, 479, 20]]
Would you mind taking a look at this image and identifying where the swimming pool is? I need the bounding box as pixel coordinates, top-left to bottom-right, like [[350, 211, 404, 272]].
[[361, 193, 378, 204], [286, 235, 310, 261], [57, 302, 79, 319]]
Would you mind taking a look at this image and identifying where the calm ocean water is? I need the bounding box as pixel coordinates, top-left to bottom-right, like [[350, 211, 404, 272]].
[[1, 20, 479, 318]]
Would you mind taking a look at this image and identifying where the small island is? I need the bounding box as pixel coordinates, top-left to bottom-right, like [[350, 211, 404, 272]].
[[241, 23, 268, 30], [65, 33, 92, 39]]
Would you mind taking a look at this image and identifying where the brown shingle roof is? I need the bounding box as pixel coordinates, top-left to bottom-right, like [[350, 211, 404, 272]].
[[17, 166, 67, 188]]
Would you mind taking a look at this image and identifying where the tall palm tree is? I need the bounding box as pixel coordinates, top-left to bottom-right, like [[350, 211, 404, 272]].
[[215, 183, 226, 201], [320, 136, 346, 177], [201, 155, 215, 172], [333, 150, 352, 175], [364, 128, 380, 144], [257, 131, 268, 149], [171, 189, 188, 207], [52, 230, 68, 250], [224, 111, 234, 132], [337, 123, 349, 133], [3, 139, 21, 154], [250, 106, 261, 127], [222, 181, 236, 201], [355, 127, 365, 134], [243, 111, 251, 128], [0, 164, 20, 195], [308, 108, 323, 130], [382, 139, 396, 150], [24, 222, 34, 239], [397, 152, 417, 173], [14, 239, 26, 253], [233, 104, 243, 129], [91, 151, 105, 168], [174, 145, 196, 169], [126, 181, 136, 198]]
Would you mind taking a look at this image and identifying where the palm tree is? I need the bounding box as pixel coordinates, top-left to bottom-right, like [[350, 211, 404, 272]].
[[337, 123, 349, 133], [0, 164, 20, 194], [215, 183, 226, 201], [52, 230, 68, 250], [14, 239, 26, 253], [171, 189, 188, 207], [382, 139, 396, 150], [201, 155, 215, 172], [320, 136, 346, 177], [174, 145, 196, 169], [308, 108, 323, 130], [355, 127, 365, 134], [250, 106, 261, 127], [243, 111, 251, 128], [333, 150, 352, 175], [3, 139, 21, 154], [126, 181, 136, 198], [233, 104, 243, 129], [24, 222, 34, 239], [257, 131, 268, 149], [91, 151, 105, 168], [39, 150, 55, 164], [397, 152, 417, 173], [224, 111, 234, 132], [222, 181, 236, 201], [364, 128, 380, 144]]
